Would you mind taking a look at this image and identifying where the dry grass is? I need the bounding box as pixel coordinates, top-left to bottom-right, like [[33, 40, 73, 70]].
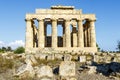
[[0, 55, 14, 73]]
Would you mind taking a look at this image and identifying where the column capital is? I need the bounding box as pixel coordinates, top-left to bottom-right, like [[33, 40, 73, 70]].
[[25, 18, 32, 21], [77, 19, 83, 22], [37, 19, 44, 22], [51, 18, 57, 21], [65, 19, 71, 22], [89, 19, 96, 22]]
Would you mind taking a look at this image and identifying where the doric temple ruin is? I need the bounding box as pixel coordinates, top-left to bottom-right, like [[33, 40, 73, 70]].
[[25, 5, 97, 53]]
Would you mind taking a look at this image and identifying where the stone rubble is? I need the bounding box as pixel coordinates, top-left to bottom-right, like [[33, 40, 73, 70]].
[[0, 51, 120, 80]]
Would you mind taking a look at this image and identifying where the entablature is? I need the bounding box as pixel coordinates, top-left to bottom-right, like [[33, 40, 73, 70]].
[[26, 13, 96, 21], [36, 9, 82, 15]]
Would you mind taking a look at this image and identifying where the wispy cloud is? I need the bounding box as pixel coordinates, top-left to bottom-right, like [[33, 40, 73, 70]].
[[0, 40, 24, 49], [0, 41, 6, 48]]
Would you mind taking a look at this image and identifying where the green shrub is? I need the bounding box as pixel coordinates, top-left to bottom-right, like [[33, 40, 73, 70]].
[[14, 47, 25, 54]]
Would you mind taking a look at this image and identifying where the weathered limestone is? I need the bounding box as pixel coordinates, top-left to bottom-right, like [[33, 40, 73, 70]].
[[38, 19, 45, 48], [79, 56, 86, 63], [78, 20, 84, 47], [84, 25, 87, 47], [90, 20, 96, 47], [65, 19, 71, 47], [88, 66, 97, 74], [72, 25, 77, 47], [52, 19, 57, 48], [47, 54, 54, 60], [25, 55, 38, 66], [64, 54, 72, 61], [25, 19, 33, 51], [93, 55, 100, 63], [25, 5, 97, 53], [62, 25, 66, 47], [36, 66, 53, 79], [87, 26, 91, 47], [15, 63, 35, 78], [60, 61, 75, 76]]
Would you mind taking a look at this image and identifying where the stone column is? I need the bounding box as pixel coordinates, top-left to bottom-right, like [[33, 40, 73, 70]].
[[38, 19, 44, 48], [90, 20, 96, 47], [78, 20, 84, 47], [84, 26, 87, 47], [33, 24, 36, 48], [87, 26, 91, 47], [52, 19, 57, 48], [44, 23, 47, 47], [25, 19, 33, 49], [65, 19, 71, 47], [72, 26, 77, 47], [44, 23, 47, 37], [62, 23, 65, 47]]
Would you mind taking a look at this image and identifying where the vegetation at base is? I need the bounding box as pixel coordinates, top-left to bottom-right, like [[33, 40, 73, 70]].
[[0, 46, 12, 53], [14, 47, 25, 54], [116, 40, 120, 53], [0, 55, 14, 73], [96, 40, 120, 53], [96, 43, 100, 52]]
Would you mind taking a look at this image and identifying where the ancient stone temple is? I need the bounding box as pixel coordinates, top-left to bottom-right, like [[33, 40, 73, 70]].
[[25, 5, 97, 53]]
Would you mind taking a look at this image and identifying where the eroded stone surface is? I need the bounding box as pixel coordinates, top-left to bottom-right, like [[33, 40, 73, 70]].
[[79, 56, 86, 62], [15, 63, 35, 78], [36, 65, 53, 78], [60, 61, 75, 77]]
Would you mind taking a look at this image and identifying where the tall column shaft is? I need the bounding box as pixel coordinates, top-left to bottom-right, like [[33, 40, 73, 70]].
[[62, 25, 65, 47], [38, 19, 44, 48], [44, 23, 47, 47], [78, 20, 84, 47], [72, 27, 77, 47], [87, 26, 91, 47], [65, 20, 71, 47], [52, 19, 57, 48], [84, 27, 87, 47], [90, 20, 96, 47], [25, 19, 33, 49]]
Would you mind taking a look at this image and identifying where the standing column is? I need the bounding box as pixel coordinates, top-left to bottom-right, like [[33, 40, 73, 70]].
[[62, 23, 65, 47], [65, 19, 71, 47], [38, 19, 44, 48], [25, 19, 33, 49], [44, 23, 47, 47], [90, 20, 96, 47], [44, 23, 47, 37], [52, 19, 57, 48], [72, 26, 77, 47], [78, 20, 84, 47], [84, 26, 87, 47], [87, 26, 91, 47]]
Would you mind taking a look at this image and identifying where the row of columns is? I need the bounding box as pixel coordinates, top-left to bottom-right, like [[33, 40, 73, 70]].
[[25, 19, 96, 49]]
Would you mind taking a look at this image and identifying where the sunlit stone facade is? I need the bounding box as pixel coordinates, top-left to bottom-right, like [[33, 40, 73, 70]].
[[25, 5, 97, 53]]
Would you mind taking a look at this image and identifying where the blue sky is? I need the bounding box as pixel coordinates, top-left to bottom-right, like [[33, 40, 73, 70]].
[[0, 0, 120, 51]]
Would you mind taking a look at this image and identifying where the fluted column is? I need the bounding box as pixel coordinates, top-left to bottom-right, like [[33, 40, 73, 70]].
[[90, 20, 96, 47], [33, 24, 37, 48], [38, 19, 44, 48], [65, 19, 71, 47], [52, 19, 57, 48], [72, 26, 77, 47], [62, 25, 65, 47], [84, 26, 87, 47], [25, 19, 33, 49], [44, 23, 47, 37], [78, 20, 84, 47], [87, 26, 91, 47], [44, 23, 47, 47]]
